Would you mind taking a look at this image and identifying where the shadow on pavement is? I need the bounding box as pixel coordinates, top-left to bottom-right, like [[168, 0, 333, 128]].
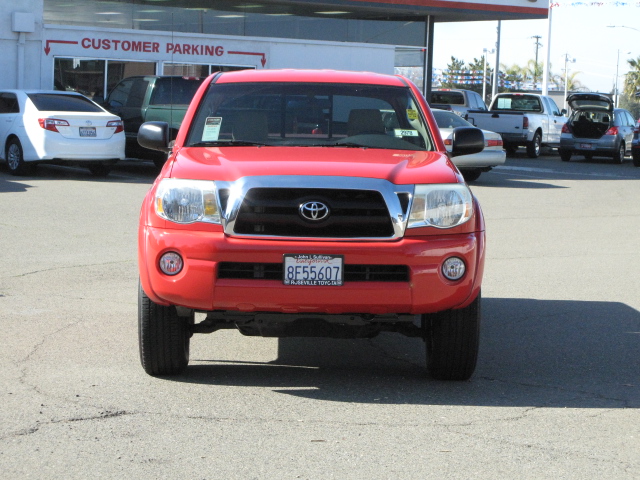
[[0, 159, 159, 186], [172, 297, 640, 409]]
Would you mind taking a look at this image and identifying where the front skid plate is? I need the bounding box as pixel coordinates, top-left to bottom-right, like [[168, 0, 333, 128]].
[[191, 311, 423, 338]]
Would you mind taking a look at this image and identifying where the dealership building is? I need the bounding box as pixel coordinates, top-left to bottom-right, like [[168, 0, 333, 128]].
[[2, 0, 546, 99]]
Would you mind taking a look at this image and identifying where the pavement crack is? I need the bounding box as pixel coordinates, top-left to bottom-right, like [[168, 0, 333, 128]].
[[1, 410, 133, 440], [2, 260, 133, 280]]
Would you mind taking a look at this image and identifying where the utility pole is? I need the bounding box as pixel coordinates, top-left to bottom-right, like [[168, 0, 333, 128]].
[[532, 35, 542, 89], [492, 21, 501, 99], [562, 53, 576, 111]]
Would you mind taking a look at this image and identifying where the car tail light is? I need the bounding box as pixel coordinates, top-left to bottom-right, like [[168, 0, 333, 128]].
[[561, 123, 572, 134], [486, 139, 503, 147], [107, 120, 124, 134], [38, 118, 70, 132], [523, 116, 529, 129], [443, 138, 452, 145], [605, 126, 619, 136]]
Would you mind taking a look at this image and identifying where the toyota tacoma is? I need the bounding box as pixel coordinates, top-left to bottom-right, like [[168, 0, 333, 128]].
[[137, 69, 486, 380]]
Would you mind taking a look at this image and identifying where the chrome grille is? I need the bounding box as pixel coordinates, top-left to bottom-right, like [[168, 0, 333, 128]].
[[233, 188, 394, 238]]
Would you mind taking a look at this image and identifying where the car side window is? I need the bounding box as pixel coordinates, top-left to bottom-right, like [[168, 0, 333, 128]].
[[547, 98, 561, 116], [107, 79, 134, 108], [625, 111, 635, 126], [0, 93, 19, 114], [126, 79, 150, 108], [469, 93, 478, 109]]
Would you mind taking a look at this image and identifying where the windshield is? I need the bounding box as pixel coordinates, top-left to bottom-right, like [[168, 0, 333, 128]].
[[432, 109, 472, 129], [186, 82, 433, 151], [150, 77, 205, 105], [430, 91, 464, 105], [493, 95, 542, 112]]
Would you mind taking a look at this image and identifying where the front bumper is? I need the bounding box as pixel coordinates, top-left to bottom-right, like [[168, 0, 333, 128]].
[[139, 227, 485, 315]]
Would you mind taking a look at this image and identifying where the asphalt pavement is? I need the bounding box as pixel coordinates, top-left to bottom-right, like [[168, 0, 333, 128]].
[[1, 151, 639, 479]]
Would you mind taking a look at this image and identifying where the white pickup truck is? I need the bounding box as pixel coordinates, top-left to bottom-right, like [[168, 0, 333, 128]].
[[465, 93, 567, 158]]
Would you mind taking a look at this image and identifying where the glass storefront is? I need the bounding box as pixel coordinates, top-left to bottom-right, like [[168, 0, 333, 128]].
[[44, 0, 426, 47], [54, 59, 156, 100], [54, 58, 253, 101]]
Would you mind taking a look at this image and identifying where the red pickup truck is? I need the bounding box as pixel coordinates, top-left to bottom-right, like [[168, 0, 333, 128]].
[[137, 69, 487, 380]]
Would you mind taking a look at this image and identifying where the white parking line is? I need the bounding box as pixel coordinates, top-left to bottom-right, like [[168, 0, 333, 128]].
[[494, 165, 630, 179]]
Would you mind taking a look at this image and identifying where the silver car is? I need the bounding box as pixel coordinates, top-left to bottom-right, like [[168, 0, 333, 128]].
[[559, 93, 636, 164], [432, 108, 505, 182]]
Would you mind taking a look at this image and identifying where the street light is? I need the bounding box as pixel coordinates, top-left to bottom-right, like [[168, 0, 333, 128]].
[[482, 48, 495, 104], [608, 25, 637, 107], [607, 25, 640, 33], [615, 49, 632, 108], [562, 53, 576, 111]]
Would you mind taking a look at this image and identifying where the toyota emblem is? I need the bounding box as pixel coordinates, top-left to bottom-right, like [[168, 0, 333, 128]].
[[299, 201, 330, 221]]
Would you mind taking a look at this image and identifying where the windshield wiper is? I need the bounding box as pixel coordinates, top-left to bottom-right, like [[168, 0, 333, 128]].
[[332, 141, 369, 148], [189, 140, 266, 147]]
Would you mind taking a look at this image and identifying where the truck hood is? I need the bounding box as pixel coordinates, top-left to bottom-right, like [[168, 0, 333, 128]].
[[169, 146, 460, 185]]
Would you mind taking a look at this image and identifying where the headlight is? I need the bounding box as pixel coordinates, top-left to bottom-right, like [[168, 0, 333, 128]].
[[155, 178, 220, 224], [407, 184, 473, 229]]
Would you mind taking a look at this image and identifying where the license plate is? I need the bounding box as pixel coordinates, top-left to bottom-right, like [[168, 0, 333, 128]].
[[579, 143, 593, 150], [79, 127, 96, 137], [283, 254, 344, 286]]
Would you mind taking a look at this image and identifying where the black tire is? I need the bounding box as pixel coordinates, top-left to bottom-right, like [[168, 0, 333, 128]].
[[559, 149, 572, 162], [633, 152, 640, 167], [153, 155, 168, 169], [505, 145, 518, 156], [88, 164, 111, 177], [613, 142, 625, 164], [6, 138, 34, 176], [526, 132, 542, 158], [461, 169, 482, 182], [138, 283, 193, 376], [423, 293, 481, 381]]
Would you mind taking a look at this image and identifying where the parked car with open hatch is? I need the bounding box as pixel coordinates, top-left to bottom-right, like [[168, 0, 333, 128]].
[[559, 93, 635, 163]]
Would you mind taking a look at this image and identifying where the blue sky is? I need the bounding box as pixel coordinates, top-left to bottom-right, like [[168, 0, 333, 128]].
[[433, 4, 640, 93]]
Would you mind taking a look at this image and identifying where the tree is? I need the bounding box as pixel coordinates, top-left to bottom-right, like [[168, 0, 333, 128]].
[[441, 56, 465, 88], [500, 63, 525, 91], [623, 56, 640, 100], [551, 70, 584, 92], [440, 56, 492, 93], [523, 60, 544, 89]]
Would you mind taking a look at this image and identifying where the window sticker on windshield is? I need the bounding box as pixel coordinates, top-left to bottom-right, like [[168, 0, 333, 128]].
[[394, 129, 418, 137], [406, 109, 418, 120], [202, 117, 222, 141]]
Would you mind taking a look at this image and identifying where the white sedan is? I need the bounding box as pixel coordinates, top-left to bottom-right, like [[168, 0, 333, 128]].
[[432, 108, 505, 182], [0, 90, 125, 176]]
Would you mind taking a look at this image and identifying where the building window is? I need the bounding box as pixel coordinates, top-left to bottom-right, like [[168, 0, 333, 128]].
[[44, 0, 426, 47], [54, 58, 156, 101], [162, 63, 254, 76]]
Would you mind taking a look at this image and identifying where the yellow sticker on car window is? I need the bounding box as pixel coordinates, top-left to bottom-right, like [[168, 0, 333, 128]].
[[407, 109, 418, 120], [202, 117, 222, 141]]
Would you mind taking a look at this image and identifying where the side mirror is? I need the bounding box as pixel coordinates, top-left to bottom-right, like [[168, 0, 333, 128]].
[[450, 127, 484, 157], [560, 109, 567, 116], [138, 121, 171, 153]]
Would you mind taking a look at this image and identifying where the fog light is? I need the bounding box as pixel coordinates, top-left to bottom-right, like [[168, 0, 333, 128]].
[[442, 257, 466, 281], [159, 252, 183, 276]]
